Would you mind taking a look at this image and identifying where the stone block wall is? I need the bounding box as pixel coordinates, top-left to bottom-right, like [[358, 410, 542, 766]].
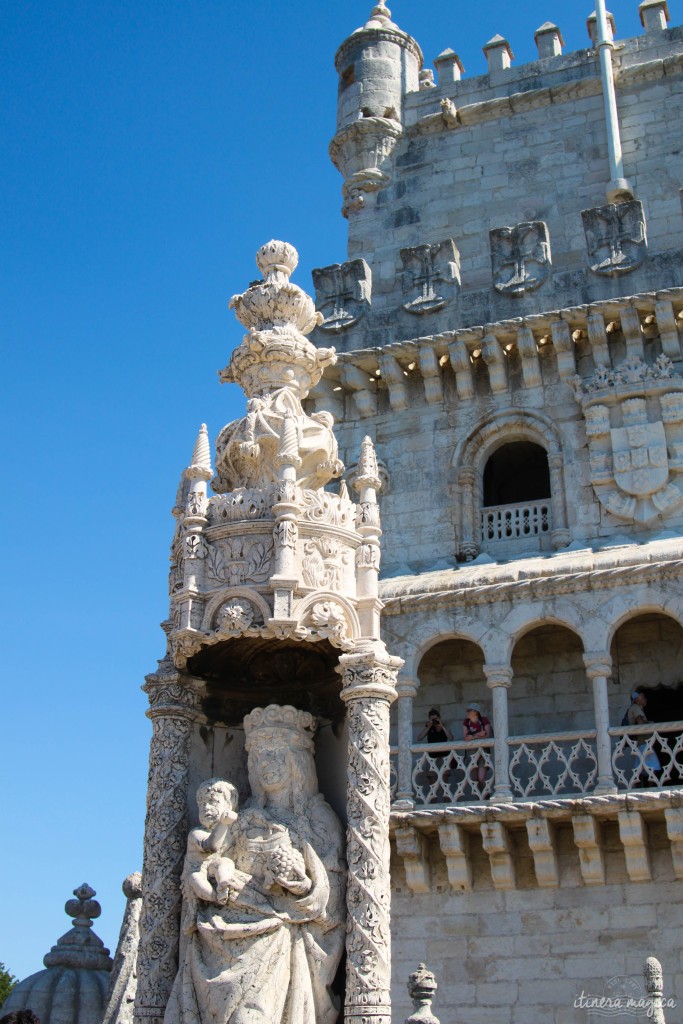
[[390, 824, 683, 1024]]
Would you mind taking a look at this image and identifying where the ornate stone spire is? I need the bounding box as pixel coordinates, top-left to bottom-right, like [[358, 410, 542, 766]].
[[186, 423, 213, 482], [356, 435, 382, 493], [44, 883, 113, 971], [364, 0, 397, 30]]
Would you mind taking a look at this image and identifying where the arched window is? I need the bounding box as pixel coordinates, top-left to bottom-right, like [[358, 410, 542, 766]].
[[481, 442, 552, 548], [483, 441, 551, 507]]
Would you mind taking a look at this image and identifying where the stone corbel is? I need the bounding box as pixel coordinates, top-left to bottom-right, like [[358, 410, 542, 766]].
[[550, 319, 577, 380], [655, 299, 682, 361], [418, 345, 444, 404], [586, 312, 611, 367], [620, 305, 645, 361], [306, 378, 345, 421], [395, 826, 431, 893], [572, 814, 605, 885], [438, 821, 472, 890], [618, 810, 651, 882], [482, 331, 508, 393], [447, 337, 475, 400], [379, 353, 410, 411], [526, 818, 559, 888], [480, 821, 516, 890], [340, 363, 378, 418], [516, 326, 542, 389], [664, 807, 683, 880]]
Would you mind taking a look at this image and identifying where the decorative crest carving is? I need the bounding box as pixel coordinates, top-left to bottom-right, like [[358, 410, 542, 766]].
[[400, 241, 460, 315], [582, 201, 647, 277], [572, 355, 683, 522], [312, 259, 372, 332], [490, 221, 551, 295]]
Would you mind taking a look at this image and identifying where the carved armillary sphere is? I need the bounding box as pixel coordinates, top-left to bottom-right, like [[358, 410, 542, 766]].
[[224, 240, 336, 399]]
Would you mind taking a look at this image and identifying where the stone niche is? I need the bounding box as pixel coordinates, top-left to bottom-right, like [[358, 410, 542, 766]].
[[312, 258, 372, 333], [489, 221, 551, 295], [581, 200, 647, 277], [400, 240, 460, 315]]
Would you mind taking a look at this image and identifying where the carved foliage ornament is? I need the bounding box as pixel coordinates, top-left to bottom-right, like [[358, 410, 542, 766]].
[[572, 355, 683, 523], [312, 259, 372, 333], [206, 536, 273, 586], [582, 201, 647, 277], [490, 221, 551, 295], [400, 241, 460, 315]]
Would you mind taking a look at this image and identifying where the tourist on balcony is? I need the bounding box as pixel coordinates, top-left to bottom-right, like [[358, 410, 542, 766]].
[[626, 689, 661, 785], [463, 703, 492, 794], [418, 708, 452, 743]]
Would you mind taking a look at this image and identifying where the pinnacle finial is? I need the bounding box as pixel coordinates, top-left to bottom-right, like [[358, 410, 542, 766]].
[[356, 435, 382, 492], [365, 0, 394, 29], [187, 423, 213, 482]]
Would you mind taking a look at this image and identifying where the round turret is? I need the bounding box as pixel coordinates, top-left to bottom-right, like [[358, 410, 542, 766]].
[[334, 1, 423, 131]]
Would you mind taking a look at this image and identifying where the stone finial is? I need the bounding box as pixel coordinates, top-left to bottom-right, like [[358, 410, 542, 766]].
[[434, 48, 464, 84], [483, 35, 514, 73], [406, 964, 440, 1024], [356, 435, 382, 492], [644, 957, 667, 1024], [639, 0, 670, 32], [587, 10, 616, 45], [43, 883, 113, 971], [364, 0, 397, 30], [535, 22, 565, 58], [224, 240, 335, 400], [186, 423, 213, 482]]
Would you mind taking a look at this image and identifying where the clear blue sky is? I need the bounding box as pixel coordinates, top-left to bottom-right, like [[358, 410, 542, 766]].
[[2, 0, 679, 984]]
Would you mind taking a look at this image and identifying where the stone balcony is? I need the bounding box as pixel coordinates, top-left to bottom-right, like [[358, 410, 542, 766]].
[[389, 723, 683, 893]]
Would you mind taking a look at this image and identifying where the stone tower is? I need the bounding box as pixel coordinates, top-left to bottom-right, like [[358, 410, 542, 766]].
[[308, 1, 683, 1021], [132, 240, 402, 1024]]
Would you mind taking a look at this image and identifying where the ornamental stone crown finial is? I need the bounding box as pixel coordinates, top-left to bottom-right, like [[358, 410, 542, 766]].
[[406, 963, 440, 1024], [356, 435, 382, 491], [42, 883, 113, 971], [223, 239, 335, 399]]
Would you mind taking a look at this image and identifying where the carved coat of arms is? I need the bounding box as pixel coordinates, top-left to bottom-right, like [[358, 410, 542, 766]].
[[581, 200, 647, 277], [400, 240, 460, 315], [489, 221, 551, 295], [311, 259, 371, 332], [572, 356, 683, 523]]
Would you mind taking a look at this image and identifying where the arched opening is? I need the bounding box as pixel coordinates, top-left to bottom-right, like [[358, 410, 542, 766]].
[[481, 441, 552, 553], [416, 638, 488, 734], [483, 441, 550, 506], [609, 613, 683, 788], [509, 624, 593, 798]]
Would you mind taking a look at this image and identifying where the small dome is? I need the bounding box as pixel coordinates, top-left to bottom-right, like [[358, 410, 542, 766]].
[[0, 884, 113, 1024]]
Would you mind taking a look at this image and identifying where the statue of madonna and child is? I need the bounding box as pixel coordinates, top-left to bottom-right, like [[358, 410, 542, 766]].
[[165, 705, 346, 1024]]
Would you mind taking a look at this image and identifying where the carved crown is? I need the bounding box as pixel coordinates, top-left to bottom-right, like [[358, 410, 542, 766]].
[[244, 703, 317, 751]]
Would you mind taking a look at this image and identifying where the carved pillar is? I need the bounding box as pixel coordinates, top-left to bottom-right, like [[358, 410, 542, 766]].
[[134, 673, 203, 1024], [458, 466, 479, 561], [339, 645, 403, 1024], [583, 652, 617, 793], [271, 413, 301, 621], [548, 452, 571, 549], [394, 677, 417, 808], [484, 664, 513, 802]]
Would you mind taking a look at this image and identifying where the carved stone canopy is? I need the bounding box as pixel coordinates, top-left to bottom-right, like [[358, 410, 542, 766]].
[[188, 636, 344, 726]]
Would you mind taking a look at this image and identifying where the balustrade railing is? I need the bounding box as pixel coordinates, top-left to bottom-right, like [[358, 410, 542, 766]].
[[609, 720, 683, 790], [389, 722, 683, 809], [405, 740, 494, 805], [481, 501, 551, 542], [508, 729, 598, 798]]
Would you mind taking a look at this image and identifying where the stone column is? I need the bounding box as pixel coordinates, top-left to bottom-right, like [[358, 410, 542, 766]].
[[484, 664, 513, 802], [458, 467, 479, 562], [394, 677, 417, 808], [548, 452, 571, 550], [339, 644, 403, 1024], [134, 671, 203, 1024], [583, 652, 617, 793]]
